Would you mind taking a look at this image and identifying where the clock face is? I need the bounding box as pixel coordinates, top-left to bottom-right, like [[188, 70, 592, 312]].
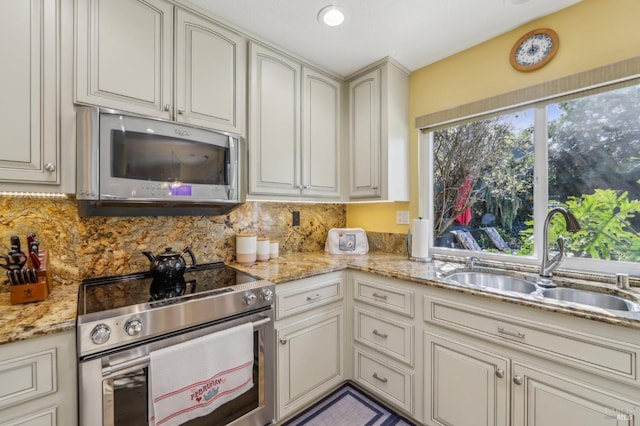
[[510, 28, 559, 72]]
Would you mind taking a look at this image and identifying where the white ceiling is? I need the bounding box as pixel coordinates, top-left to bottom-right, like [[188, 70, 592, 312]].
[[187, 0, 581, 77]]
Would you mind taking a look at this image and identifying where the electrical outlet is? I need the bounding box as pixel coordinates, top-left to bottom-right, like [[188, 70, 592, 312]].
[[292, 211, 300, 227], [396, 210, 410, 225]]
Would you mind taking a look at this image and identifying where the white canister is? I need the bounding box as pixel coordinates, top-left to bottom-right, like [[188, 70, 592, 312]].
[[256, 237, 271, 261], [270, 241, 279, 259], [236, 234, 257, 264]]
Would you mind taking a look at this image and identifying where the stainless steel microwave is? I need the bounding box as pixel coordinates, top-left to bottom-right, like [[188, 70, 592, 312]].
[[76, 107, 244, 216]]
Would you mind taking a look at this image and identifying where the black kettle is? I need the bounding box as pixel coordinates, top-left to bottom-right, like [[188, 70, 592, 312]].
[[143, 247, 197, 282]]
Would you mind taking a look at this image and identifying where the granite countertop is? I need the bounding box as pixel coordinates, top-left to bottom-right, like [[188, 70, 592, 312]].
[[2, 251, 639, 346]]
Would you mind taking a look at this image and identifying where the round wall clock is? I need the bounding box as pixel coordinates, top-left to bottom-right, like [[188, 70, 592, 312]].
[[510, 28, 559, 72]]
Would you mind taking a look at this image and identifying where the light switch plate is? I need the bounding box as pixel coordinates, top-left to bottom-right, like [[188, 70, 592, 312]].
[[396, 211, 410, 225]]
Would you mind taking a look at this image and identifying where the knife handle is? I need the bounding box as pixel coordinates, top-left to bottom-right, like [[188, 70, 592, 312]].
[[10, 235, 20, 252], [30, 252, 41, 269]]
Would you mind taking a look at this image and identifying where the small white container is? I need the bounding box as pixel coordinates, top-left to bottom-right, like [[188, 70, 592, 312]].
[[257, 237, 271, 261], [236, 234, 257, 264], [270, 241, 279, 259]]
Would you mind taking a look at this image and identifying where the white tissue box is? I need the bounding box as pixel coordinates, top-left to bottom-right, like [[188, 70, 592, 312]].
[[324, 228, 369, 255]]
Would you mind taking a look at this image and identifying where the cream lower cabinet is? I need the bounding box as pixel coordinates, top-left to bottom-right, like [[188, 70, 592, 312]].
[[0, 331, 77, 426], [424, 331, 509, 426], [275, 272, 345, 421], [349, 271, 420, 421], [423, 289, 640, 426]]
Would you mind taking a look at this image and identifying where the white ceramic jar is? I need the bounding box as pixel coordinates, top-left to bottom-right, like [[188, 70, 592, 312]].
[[236, 234, 257, 264], [269, 241, 279, 259], [256, 237, 271, 261]]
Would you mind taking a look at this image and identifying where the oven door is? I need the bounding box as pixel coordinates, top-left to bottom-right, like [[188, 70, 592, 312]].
[[79, 310, 274, 426]]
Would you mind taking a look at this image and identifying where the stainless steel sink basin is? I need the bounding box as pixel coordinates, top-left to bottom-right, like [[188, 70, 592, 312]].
[[445, 271, 537, 294], [541, 287, 636, 312]]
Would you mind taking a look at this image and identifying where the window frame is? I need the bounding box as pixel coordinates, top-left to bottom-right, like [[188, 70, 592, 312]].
[[418, 73, 640, 277]]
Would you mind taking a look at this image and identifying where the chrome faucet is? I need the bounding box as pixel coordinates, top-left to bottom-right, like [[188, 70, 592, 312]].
[[466, 256, 479, 269], [539, 207, 581, 284]]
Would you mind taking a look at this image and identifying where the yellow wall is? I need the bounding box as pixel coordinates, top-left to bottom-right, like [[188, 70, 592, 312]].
[[347, 0, 640, 233]]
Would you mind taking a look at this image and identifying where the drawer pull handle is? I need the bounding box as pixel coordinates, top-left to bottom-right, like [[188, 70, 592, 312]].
[[497, 326, 525, 339], [495, 369, 505, 379], [307, 294, 321, 301], [372, 329, 388, 338], [372, 292, 388, 300], [372, 372, 388, 383], [513, 375, 523, 385]]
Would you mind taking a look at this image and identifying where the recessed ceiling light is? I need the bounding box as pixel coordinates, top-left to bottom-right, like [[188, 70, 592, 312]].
[[318, 5, 345, 27]]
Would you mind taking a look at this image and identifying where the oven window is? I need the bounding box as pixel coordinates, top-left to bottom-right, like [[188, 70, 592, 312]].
[[109, 332, 261, 425], [111, 131, 229, 185]]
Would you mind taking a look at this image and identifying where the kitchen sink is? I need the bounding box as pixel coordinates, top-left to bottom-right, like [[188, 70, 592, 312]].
[[541, 287, 637, 312], [445, 271, 537, 294]]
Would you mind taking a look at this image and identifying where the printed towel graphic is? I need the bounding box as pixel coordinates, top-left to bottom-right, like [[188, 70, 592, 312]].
[[149, 322, 254, 426]]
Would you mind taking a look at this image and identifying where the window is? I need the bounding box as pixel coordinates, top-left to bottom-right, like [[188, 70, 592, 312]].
[[422, 82, 640, 275]]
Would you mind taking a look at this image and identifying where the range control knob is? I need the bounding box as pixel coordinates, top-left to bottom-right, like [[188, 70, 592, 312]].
[[243, 292, 257, 306], [124, 319, 143, 336], [90, 324, 111, 345], [261, 288, 274, 302]]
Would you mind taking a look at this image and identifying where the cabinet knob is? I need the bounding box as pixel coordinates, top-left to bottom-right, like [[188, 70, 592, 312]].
[[513, 375, 523, 385], [495, 369, 505, 379], [178, 109, 186, 115], [164, 104, 171, 112], [44, 163, 56, 173], [279, 338, 288, 345]]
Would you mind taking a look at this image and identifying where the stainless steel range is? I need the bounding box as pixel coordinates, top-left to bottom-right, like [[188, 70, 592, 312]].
[[77, 262, 275, 426]]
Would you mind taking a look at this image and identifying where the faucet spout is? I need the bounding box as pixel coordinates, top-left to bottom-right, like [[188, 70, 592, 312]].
[[539, 207, 580, 280]]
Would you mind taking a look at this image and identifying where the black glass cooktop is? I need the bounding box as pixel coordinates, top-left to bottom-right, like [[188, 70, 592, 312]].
[[78, 263, 259, 315]]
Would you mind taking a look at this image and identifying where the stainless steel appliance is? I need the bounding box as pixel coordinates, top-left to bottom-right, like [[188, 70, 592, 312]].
[[76, 107, 245, 216], [77, 263, 275, 426]]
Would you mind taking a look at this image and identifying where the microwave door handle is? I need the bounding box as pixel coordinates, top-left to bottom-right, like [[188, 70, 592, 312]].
[[227, 136, 238, 199]]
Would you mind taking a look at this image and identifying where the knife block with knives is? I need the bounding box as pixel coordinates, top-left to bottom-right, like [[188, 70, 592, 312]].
[[10, 250, 51, 305]]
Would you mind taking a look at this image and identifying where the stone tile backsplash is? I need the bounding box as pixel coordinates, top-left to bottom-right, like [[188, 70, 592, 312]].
[[0, 196, 346, 284]]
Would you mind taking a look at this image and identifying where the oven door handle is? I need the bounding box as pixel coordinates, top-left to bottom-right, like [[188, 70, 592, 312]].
[[102, 316, 272, 377]]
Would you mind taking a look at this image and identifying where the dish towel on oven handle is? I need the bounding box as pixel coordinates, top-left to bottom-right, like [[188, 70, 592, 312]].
[[148, 322, 254, 426]]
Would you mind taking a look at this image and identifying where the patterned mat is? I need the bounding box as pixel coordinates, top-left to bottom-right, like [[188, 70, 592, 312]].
[[282, 383, 416, 426]]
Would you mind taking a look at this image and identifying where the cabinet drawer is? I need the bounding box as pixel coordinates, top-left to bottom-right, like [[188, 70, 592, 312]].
[[424, 296, 638, 383], [353, 276, 414, 317], [0, 350, 55, 409], [354, 349, 413, 414], [276, 273, 344, 319], [354, 307, 413, 366], [0, 406, 56, 426]]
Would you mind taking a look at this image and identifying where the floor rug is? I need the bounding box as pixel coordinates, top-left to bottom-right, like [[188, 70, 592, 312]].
[[282, 383, 416, 426]]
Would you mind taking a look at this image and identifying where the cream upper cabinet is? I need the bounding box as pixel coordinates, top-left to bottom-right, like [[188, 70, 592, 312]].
[[0, 0, 61, 187], [347, 59, 409, 201], [75, 0, 174, 119], [174, 9, 246, 133], [76, 0, 246, 134], [248, 42, 341, 199], [302, 67, 341, 198]]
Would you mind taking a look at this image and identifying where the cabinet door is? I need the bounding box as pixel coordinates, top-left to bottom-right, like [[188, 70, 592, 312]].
[[249, 43, 301, 196], [301, 68, 341, 198], [277, 309, 344, 419], [76, 0, 173, 118], [424, 332, 509, 426], [348, 68, 381, 198], [0, 0, 58, 184], [175, 9, 246, 133], [512, 362, 640, 426]]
